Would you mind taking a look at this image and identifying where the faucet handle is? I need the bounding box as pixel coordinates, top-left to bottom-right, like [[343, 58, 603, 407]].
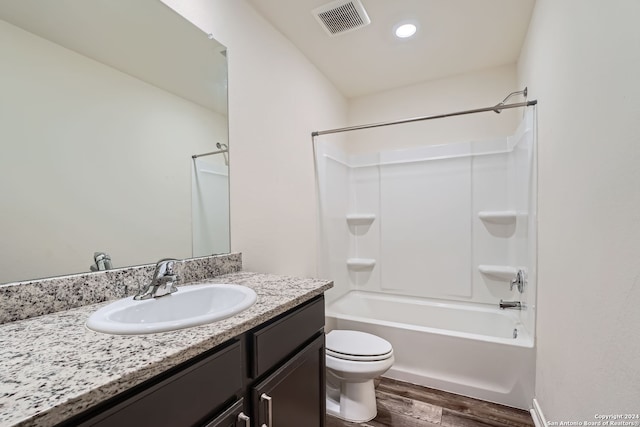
[[510, 269, 526, 293], [158, 258, 178, 266], [153, 258, 179, 277]]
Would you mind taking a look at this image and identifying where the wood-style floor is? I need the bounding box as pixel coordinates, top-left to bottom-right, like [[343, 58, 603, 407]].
[[326, 378, 534, 427]]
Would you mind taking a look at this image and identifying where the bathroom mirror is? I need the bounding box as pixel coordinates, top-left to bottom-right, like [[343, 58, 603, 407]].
[[0, 0, 229, 285]]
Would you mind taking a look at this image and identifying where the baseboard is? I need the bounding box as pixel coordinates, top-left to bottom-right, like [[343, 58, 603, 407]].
[[530, 398, 548, 427]]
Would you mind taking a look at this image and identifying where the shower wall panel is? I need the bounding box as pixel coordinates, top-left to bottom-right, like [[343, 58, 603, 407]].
[[350, 165, 380, 290], [379, 157, 472, 299], [472, 151, 512, 303], [508, 111, 536, 336], [316, 142, 352, 305]]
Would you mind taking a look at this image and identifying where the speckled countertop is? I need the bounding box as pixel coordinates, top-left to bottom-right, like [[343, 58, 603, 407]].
[[0, 271, 332, 427]]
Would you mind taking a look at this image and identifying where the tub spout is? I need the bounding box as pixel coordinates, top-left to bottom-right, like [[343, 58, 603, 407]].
[[499, 300, 522, 310]]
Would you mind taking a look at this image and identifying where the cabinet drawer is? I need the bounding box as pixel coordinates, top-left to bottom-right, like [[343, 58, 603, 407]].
[[251, 296, 324, 378], [76, 341, 243, 427]]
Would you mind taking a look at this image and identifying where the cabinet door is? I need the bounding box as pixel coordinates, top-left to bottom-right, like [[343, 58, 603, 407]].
[[252, 334, 325, 427], [204, 399, 250, 427]]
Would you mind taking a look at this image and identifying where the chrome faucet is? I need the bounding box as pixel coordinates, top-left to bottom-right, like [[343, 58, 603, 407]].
[[134, 258, 180, 300], [90, 252, 113, 271], [499, 300, 523, 310], [510, 269, 526, 293]]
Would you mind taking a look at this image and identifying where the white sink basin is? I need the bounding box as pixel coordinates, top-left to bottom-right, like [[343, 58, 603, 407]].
[[86, 283, 257, 335]]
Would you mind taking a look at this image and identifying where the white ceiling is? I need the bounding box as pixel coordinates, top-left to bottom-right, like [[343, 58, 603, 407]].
[[248, 0, 535, 98]]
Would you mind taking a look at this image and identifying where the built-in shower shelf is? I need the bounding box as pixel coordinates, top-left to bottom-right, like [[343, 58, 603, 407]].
[[478, 265, 517, 280], [347, 258, 376, 270], [478, 211, 517, 224], [346, 214, 376, 225]]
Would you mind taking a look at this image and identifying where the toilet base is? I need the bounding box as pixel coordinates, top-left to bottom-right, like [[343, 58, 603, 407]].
[[326, 379, 377, 423]]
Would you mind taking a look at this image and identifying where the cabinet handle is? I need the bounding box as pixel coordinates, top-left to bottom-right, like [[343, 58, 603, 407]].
[[238, 412, 250, 427], [260, 393, 272, 427]]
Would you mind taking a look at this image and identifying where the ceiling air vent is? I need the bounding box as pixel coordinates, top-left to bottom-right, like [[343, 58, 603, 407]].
[[312, 0, 371, 37]]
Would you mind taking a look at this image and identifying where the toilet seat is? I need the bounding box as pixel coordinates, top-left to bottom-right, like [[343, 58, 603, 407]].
[[326, 348, 393, 362], [326, 330, 393, 361]]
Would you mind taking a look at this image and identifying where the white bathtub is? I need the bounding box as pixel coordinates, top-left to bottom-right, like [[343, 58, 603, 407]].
[[325, 291, 535, 409]]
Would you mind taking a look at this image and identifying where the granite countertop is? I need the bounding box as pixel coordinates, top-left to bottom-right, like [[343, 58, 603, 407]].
[[0, 271, 332, 427]]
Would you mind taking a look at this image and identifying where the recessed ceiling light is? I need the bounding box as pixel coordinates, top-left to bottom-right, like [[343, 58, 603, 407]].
[[395, 23, 417, 39]]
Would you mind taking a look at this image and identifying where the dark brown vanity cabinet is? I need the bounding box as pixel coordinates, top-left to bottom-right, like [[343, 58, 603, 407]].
[[63, 295, 325, 427], [248, 296, 326, 427]]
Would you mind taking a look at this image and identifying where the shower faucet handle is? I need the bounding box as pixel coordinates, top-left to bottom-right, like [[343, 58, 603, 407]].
[[510, 269, 526, 293]]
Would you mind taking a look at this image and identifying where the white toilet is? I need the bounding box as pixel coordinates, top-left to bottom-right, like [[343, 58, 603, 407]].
[[325, 330, 394, 423]]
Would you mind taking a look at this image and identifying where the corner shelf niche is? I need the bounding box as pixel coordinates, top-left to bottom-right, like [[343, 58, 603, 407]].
[[478, 211, 517, 225], [347, 258, 376, 271], [478, 265, 517, 280], [346, 214, 376, 226]]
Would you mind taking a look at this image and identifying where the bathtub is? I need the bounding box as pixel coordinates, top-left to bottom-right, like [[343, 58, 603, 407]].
[[325, 290, 535, 409]]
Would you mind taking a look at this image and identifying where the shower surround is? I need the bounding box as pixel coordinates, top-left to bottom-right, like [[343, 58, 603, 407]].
[[315, 109, 537, 409]]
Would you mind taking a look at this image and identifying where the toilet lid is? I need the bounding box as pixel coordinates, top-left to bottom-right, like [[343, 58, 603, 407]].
[[326, 330, 393, 360]]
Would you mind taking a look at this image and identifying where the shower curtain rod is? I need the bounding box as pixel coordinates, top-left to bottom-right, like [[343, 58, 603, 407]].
[[311, 94, 537, 137], [192, 148, 228, 159]]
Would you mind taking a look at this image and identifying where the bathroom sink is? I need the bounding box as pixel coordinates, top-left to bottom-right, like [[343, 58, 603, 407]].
[[86, 283, 257, 335]]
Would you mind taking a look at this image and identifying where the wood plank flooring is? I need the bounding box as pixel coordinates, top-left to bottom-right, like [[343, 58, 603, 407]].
[[326, 378, 534, 427]]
